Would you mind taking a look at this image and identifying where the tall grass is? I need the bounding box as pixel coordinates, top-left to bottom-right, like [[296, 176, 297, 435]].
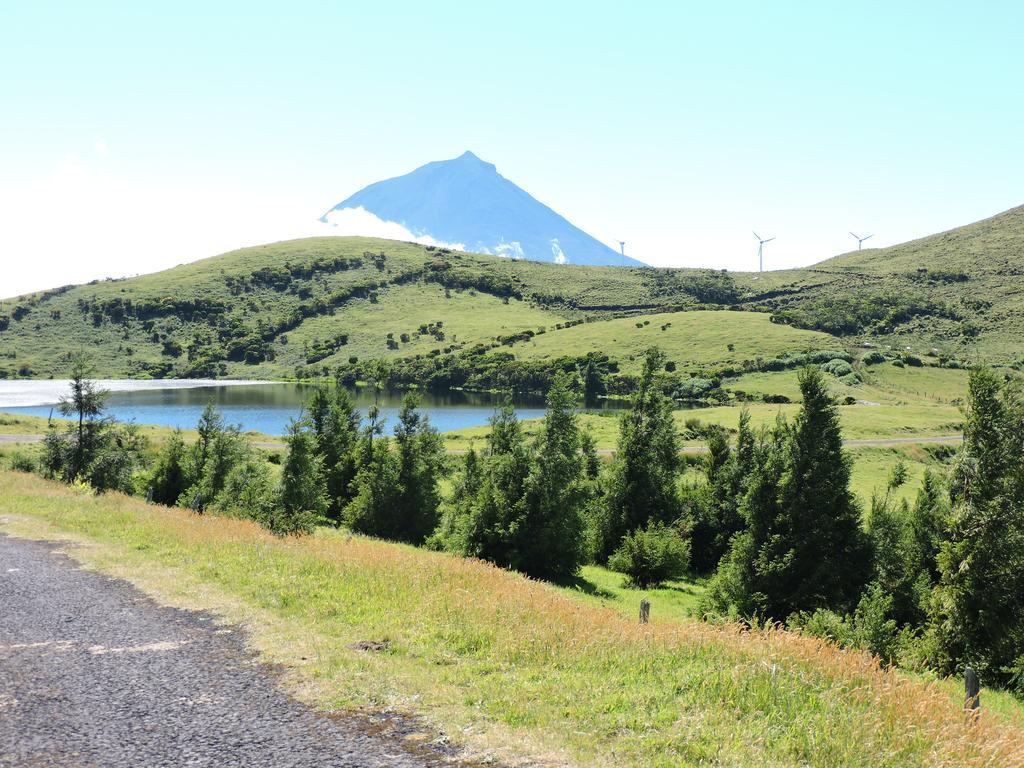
[[2, 469, 1022, 767]]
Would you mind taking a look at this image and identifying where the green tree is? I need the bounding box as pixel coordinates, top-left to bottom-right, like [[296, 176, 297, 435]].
[[867, 492, 926, 627], [308, 386, 360, 520], [596, 348, 681, 561], [343, 405, 401, 537], [516, 373, 590, 579], [392, 394, 447, 544], [580, 356, 607, 406], [444, 402, 532, 569], [687, 412, 755, 573], [211, 456, 277, 525], [41, 356, 145, 493], [148, 429, 188, 505], [580, 428, 601, 480], [908, 469, 949, 584], [56, 354, 109, 479], [179, 405, 248, 511], [705, 368, 870, 620], [430, 444, 483, 551], [278, 417, 328, 528], [933, 368, 1024, 689]]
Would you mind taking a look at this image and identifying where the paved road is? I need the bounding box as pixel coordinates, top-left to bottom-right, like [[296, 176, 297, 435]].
[[0, 534, 466, 768]]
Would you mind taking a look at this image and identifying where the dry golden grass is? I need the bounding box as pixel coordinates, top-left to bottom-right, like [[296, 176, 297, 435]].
[[2, 469, 1022, 767]]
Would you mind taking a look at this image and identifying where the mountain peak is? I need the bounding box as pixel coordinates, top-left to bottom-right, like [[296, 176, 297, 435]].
[[321, 154, 645, 267], [446, 150, 496, 173]]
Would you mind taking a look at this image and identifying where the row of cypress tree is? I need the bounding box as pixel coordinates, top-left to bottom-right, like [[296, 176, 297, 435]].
[[38, 351, 1024, 692]]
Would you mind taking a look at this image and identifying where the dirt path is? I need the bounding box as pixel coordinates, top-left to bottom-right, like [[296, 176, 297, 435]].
[[0, 534, 469, 767]]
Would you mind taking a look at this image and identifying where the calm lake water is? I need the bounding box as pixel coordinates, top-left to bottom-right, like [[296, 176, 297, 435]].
[[0, 380, 567, 436]]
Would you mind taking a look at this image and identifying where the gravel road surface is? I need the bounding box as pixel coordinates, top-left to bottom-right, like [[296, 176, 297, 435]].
[[0, 534, 464, 768]]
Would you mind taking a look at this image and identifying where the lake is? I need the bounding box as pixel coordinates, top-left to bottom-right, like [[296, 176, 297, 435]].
[[0, 380, 571, 436]]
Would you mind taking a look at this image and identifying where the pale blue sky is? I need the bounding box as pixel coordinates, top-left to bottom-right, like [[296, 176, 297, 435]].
[[2, 1, 1022, 295]]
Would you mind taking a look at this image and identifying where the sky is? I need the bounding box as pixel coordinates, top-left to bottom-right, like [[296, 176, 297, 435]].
[[2, 1, 1023, 297]]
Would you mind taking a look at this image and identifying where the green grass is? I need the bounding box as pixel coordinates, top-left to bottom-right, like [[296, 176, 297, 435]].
[[239, 281, 566, 379], [727, 361, 975, 405], [561, 565, 707, 622], [502, 309, 837, 374], [2, 469, 1023, 767]]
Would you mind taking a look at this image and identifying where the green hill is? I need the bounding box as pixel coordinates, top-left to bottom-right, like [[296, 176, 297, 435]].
[[737, 203, 1024, 361], [2, 203, 1023, 382]]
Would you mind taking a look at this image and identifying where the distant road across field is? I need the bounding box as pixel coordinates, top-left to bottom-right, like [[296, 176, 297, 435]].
[[651, 434, 963, 456]]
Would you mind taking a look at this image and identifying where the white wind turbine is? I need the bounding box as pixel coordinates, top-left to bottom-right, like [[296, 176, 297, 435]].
[[754, 232, 775, 272], [850, 232, 874, 250]]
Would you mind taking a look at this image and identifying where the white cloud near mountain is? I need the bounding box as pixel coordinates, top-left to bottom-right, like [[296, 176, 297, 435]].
[[492, 241, 525, 260], [319, 206, 465, 251], [550, 238, 568, 265]]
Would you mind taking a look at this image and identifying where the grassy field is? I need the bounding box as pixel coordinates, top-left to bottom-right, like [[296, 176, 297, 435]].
[[503, 309, 837, 374], [727, 364, 973, 405], [2, 469, 1022, 767], [241, 281, 565, 379], [441, 402, 963, 455]]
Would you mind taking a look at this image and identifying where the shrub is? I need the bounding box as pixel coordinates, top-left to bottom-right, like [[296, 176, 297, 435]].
[[674, 377, 716, 401], [6, 451, 37, 473], [820, 358, 853, 377], [609, 521, 691, 588], [861, 350, 886, 365]]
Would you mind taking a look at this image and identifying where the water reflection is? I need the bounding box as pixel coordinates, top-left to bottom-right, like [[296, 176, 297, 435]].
[[0, 381, 619, 436]]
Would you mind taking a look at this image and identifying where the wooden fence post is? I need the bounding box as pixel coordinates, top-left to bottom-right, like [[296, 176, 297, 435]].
[[639, 599, 650, 624], [964, 666, 980, 722]]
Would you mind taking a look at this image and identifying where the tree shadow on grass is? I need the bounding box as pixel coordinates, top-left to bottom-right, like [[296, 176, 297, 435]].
[[554, 574, 618, 601]]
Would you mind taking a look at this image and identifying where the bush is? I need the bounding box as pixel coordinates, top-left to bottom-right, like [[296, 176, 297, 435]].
[[820, 358, 853, 377], [861, 350, 886, 365], [674, 377, 716, 401], [792, 584, 903, 665], [6, 451, 37, 473], [608, 521, 691, 588]]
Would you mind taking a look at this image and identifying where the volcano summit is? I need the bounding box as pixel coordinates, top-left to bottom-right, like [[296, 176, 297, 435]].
[[320, 151, 643, 267]]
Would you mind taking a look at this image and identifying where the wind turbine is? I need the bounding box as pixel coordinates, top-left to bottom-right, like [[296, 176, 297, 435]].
[[850, 232, 874, 250], [618, 241, 626, 259], [753, 232, 775, 272]]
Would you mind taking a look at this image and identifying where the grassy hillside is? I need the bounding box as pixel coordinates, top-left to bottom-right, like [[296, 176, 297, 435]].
[[0, 237, 743, 379], [3, 470, 1023, 767], [2, 203, 1023, 382], [735, 204, 1024, 361]]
